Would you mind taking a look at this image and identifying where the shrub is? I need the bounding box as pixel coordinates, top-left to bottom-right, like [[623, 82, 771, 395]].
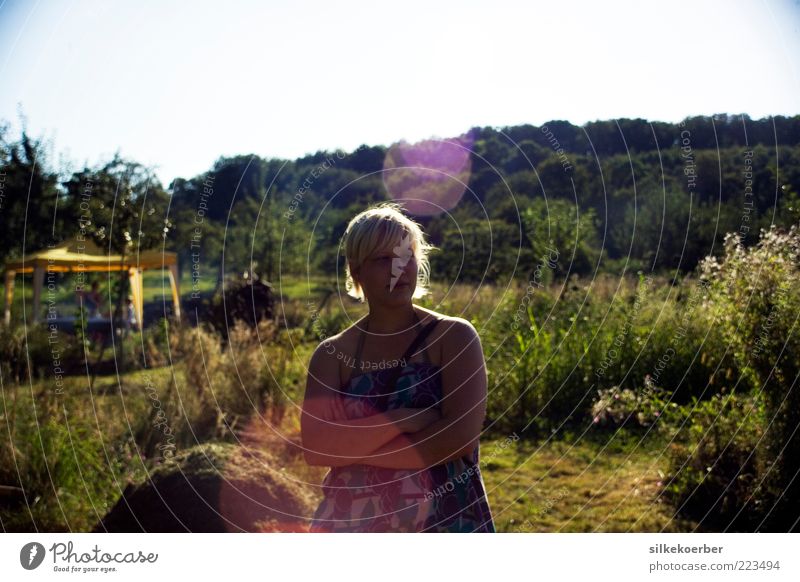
[[662, 392, 767, 531], [131, 317, 171, 368], [699, 225, 800, 530], [203, 275, 275, 340], [223, 318, 288, 425], [626, 283, 741, 404], [0, 322, 83, 382], [0, 323, 30, 384], [485, 279, 610, 436], [590, 378, 672, 430]]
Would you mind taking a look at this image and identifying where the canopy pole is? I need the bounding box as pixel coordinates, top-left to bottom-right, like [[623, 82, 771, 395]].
[[32, 264, 44, 324], [128, 268, 143, 331], [168, 262, 181, 321], [4, 269, 15, 325]]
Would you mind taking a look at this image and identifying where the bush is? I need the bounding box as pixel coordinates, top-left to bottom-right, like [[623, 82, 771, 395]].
[[590, 378, 672, 430], [699, 225, 800, 530], [201, 275, 275, 340], [224, 318, 288, 424], [0, 323, 30, 384], [0, 322, 82, 382], [625, 283, 741, 403], [131, 317, 172, 368], [662, 392, 767, 531]]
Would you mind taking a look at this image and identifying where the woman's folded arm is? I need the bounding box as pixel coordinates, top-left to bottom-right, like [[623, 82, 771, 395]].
[[301, 409, 411, 467], [355, 417, 480, 469], [300, 342, 439, 466]]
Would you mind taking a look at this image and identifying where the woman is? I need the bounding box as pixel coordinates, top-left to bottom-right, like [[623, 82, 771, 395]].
[[301, 202, 495, 532]]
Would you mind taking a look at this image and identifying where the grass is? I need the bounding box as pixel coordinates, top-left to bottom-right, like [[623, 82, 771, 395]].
[[1, 275, 718, 532], [3, 360, 697, 532], [273, 274, 335, 302], [480, 433, 698, 532]]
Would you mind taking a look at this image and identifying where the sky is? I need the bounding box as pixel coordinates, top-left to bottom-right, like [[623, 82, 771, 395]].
[[1, 0, 799, 187]]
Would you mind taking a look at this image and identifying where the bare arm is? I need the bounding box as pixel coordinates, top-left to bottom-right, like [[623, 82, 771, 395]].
[[355, 319, 488, 469], [300, 342, 439, 467]]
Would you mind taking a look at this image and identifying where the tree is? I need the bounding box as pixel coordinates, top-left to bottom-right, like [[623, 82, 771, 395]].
[[432, 217, 527, 283], [0, 125, 65, 265], [63, 155, 171, 373], [522, 197, 601, 279]]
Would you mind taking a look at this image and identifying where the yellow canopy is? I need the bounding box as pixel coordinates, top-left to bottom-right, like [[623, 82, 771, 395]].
[[4, 238, 181, 329]]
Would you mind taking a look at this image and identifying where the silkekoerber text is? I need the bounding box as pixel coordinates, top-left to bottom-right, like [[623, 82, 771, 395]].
[[650, 544, 722, 554]]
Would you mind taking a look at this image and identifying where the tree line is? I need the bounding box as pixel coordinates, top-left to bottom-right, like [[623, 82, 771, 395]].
[[1, 114, 798, 290]]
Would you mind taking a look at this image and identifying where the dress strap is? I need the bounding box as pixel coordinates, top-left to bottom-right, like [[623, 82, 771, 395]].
[[353, 317, 368, 373], [400, 312, 439, 364], [413, 311, 433, 364], [382, 314, 441, 395]]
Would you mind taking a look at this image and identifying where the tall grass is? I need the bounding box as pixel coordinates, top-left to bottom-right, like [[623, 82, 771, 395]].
[[0, 377, 144, 531], [3, 224, 798, 531]]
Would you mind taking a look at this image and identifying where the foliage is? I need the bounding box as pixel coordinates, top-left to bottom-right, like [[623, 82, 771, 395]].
[[590, 379, 673, 430], [696, 225, 800, 530], [662, 392, 768, 531], [61, 155, 172, 372], [4, 116, 800, 289], [0, 125, 64, 266], [432, 218, 526, 283], [203, 274, 275, 339], [0, 379, 143, 532], [0, 322, 81, 383], [522, 198, 602, 278]]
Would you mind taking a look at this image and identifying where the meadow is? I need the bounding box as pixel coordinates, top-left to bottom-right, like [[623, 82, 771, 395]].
[[3, 224, 797, 532]]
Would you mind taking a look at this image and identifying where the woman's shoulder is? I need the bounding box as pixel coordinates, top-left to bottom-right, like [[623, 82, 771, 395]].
[[310, 315, 368, 363], [414, 307, 478, 351], [415, 305, 473, 329], [330, 315, 367, 346]]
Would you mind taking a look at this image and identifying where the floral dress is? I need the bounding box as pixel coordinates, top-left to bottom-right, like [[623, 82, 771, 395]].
[[310, 315, 495, 533]]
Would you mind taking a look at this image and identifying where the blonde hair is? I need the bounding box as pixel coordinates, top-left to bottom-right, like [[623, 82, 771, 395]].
[[342, 202, 436, 302]]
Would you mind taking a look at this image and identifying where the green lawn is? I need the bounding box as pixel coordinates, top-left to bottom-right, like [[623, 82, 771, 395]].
[[480, 433, 698, 532]]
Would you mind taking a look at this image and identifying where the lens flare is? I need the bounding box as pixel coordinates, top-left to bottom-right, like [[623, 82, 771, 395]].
[[382, 133, 473, 216]]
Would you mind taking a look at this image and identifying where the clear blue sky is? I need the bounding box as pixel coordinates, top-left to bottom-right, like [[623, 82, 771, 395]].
[[1, 0, 799, 187]]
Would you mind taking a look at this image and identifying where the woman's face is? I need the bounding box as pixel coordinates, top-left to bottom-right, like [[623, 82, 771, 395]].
[[352, 236, 418, 306]]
